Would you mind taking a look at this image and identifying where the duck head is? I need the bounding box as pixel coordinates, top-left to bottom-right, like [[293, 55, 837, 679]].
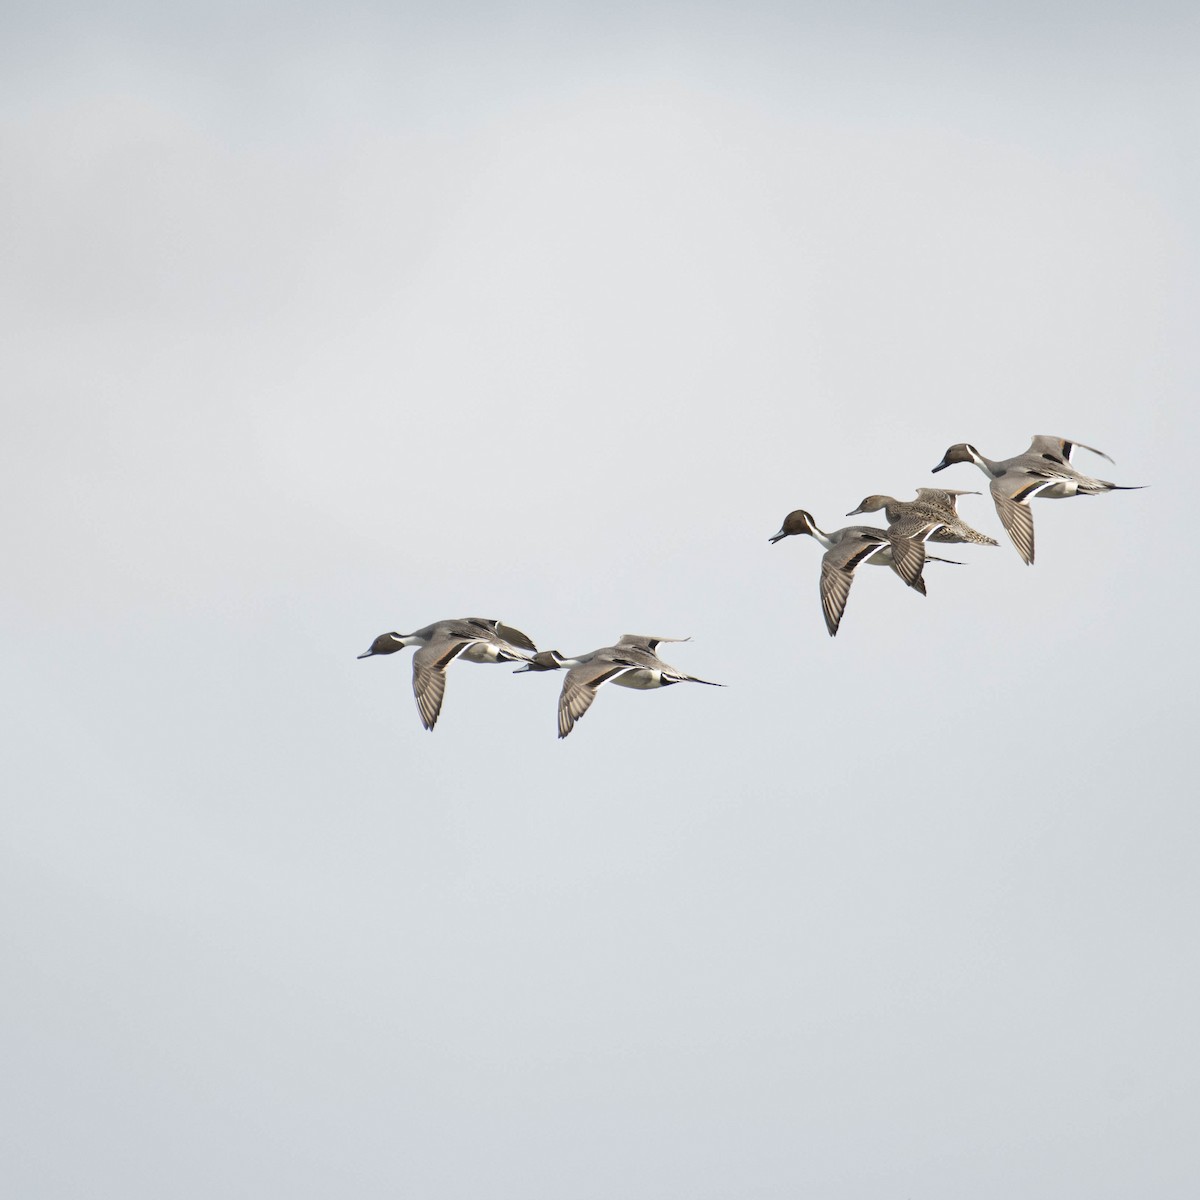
[[357, 632, 407, 658], [513, 649, 568, 673], [769, 510, 818, 543], [846, 495, 890, 516], [932, 443, 979, 472]]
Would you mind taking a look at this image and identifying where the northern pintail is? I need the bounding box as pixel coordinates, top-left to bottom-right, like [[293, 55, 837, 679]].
[[846, 488, 999, 546], [516, 634, 723, 739], [358, 618, 537, 731], [931, 435, 1143, 565], [769, 510, 940, 637]]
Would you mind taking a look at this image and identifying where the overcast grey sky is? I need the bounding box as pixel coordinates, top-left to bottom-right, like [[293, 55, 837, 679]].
[[3, 2, 1197, 1196]]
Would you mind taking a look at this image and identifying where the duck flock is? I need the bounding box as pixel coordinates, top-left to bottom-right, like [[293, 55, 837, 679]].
[[360, 434, 1141, 738]]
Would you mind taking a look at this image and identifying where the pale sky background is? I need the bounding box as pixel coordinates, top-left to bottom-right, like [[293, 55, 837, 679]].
[[3, 2, 1198, 1196]]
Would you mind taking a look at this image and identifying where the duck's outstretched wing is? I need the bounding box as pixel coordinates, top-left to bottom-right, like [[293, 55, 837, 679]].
[[1025, 435, 1114, 465], [815, 533, 892, 636], [496, 622, 538, 653], [616, 634, 690, 652], [885, 532, 928, 592], [817, 557, 856, 637], [990, 476, 1037, 565], [557, 659, 632, 738], [411, 638, 470, 730], [913, 487, 980, 511]]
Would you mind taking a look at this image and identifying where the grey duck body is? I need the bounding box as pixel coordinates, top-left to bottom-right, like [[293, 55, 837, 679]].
[[932, 435, 1143, 565], [847, 488, 999, 546], [358, 617, 537, 730]]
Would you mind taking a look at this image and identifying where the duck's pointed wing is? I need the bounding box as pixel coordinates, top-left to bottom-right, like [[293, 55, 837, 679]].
[[557, 661, 628, 738], [914, 487, 979, 511], [886, 532, 927, 590], [815, 533, 886, 637], [464, 617, 500, 633], [617, 634, 690, 651], [1067, 440, 1114, 464], [822, 532, 885, 573], [817, 558, 855, 637], [496, 623, 537, 653], [411, 639, 469, 730], [990, 477, 1036, 565], [1025, 435, 1114, 465]]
